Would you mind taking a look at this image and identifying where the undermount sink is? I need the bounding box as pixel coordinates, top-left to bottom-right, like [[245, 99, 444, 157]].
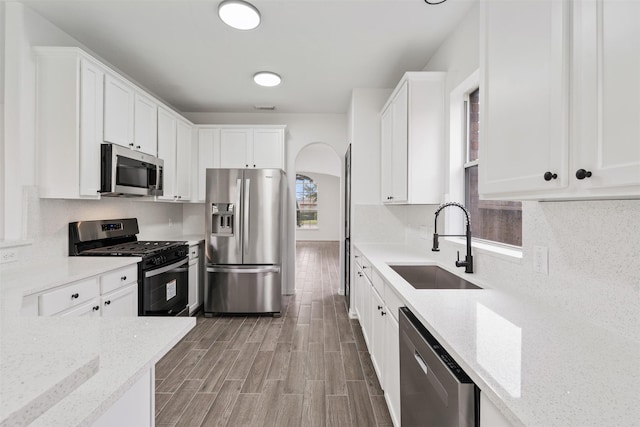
[[389, 265, 482, 290]]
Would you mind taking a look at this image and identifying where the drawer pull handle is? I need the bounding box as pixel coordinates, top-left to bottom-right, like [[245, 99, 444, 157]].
[[92, 306, 100, 311], [105, 300, 111, 305], [121, 276, 127, 281], [71, 293, 79, 299]]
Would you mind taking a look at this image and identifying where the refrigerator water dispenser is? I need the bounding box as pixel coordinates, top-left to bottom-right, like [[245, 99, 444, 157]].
[[211, 203, 235, 236]]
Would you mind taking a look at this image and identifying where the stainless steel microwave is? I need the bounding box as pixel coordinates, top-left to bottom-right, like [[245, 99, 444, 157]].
[[100, 144, 164, 197]]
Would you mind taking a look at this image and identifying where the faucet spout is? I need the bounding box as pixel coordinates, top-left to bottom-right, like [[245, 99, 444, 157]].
[[431, 202, 474, 273]]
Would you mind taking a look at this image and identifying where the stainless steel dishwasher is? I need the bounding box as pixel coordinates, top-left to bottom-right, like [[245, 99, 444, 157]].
[[399, 307, 479, 427]]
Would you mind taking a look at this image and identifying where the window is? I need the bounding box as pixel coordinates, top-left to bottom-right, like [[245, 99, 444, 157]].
[[296, 174, 318, 229], [463, 88, 522, 247]]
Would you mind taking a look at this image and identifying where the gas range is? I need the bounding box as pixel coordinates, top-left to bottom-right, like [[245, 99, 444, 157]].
[[69, 218, 189, 316]]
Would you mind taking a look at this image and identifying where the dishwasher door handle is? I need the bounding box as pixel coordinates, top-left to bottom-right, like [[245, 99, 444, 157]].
[[414, 349, 429, 375]]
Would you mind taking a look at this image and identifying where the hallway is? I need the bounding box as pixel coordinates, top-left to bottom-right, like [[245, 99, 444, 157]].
[[154, 241, 393, 426]]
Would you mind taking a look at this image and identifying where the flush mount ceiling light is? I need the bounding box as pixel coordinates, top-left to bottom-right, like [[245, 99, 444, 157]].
[[253, 71, 281, 87], [218, 0, 261, 30]]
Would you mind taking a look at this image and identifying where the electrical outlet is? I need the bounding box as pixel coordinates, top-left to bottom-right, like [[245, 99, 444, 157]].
[[0, 249, 19, 264], [533, 245, 548, 275]]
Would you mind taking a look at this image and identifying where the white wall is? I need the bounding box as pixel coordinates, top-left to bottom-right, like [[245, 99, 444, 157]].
[[184, 112, 348, 294], [1, 3, 183, 258], [296, 143, 341, 177], [353, 3, 640, 339], [0, 3, 5, 240], [295, 172, 340, 242]]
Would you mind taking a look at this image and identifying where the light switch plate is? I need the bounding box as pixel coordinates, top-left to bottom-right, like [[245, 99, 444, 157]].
[[533, 245, 548, 275]]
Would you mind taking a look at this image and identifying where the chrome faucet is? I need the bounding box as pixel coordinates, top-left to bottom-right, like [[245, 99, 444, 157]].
[[432, 202, 474, 273]]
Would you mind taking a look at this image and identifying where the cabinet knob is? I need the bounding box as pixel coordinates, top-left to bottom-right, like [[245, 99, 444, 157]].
[[135, 145, 141, 150], [381, 311, 386, 316], [377, 305, 382, 310], [246, 164, 249, 168], [105, 300, 111, 305], [253, 164, 256, 168], [362, 266, 367, 269], [121, 276, 127, 281], [71, 293, 79, 299], [358, 272, 363, 277], [575, 169, 592, 180], [129, 143, 134, 147], [93, 305, 100, 311], [543, 171, 557, 181]]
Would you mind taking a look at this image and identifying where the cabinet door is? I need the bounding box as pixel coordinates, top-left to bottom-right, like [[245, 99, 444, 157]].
[[380, 105, 394, 202], [101, 283, 138, 317], [104, 74, 135, 147], [197, 128, 220, 202], [370, 287, 385, 382], [188, 259, 199, 315], [133, 92, 158, 156], [79, 59, 104, 197], [157, 107, 177, 200], [480, 0, 570, 198], [384, 313, 401, 427], [573, 0, 640, 191], [252, 129, 284, 169], [176, 119, 193, 200], [220, 129, 251, 168], [391, 82, 409, 203], [59, 298, 101, 317]]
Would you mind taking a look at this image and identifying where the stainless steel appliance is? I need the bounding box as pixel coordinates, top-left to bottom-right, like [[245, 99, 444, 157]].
[[69, 218, 189, 316], [344, 144, 351, 309], [100, 143, 164, 197], [204, 168, 285, 316], [399, 307, 479, 427]]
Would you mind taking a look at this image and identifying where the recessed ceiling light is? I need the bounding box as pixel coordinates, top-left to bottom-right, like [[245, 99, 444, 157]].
[[254, 71, 282, 87], [218, 0, 261, 31]]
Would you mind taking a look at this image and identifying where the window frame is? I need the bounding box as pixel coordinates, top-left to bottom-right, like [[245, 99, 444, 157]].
[[447, 71, 523, 257], [295, 173, 319, 230]]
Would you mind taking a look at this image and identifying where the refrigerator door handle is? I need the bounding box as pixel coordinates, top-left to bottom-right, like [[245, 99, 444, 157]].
[[236, 178, 242, 249], [243, 178, 251, 257], [207, 266, 280, 274]]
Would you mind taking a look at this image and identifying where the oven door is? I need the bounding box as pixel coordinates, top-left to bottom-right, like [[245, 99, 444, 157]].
[[141, 258, 189, 316]]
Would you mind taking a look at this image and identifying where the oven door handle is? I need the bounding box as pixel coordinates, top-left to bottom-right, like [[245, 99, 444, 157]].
[[144, 258, 189, 278], [207, 266, 280, 274]]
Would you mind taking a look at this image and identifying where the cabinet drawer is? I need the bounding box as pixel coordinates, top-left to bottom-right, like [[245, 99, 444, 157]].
[[101, 264, 138, 295], [361, 257, 373, 281], [39, 277, 100, 316], [384, 282, 404, 322], [189, 244, 199, 261], [58, 297, 101, 317]]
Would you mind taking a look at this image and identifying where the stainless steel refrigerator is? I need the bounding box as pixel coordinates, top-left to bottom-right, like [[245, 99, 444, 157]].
[[204, 168, 285, 316]]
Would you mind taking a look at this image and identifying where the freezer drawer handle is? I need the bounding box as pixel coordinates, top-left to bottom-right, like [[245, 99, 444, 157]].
[[207, 266, 280, 274]]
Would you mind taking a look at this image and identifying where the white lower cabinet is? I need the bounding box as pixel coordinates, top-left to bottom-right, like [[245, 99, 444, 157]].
[[188, 243, 202, 315], [352, 253, 401, 426], [480, 392, 514, 427], [384, 312, 400, 427], [101, 283, 138, 317], [92, 368, 154, 427], [36, 265, 139, 317]]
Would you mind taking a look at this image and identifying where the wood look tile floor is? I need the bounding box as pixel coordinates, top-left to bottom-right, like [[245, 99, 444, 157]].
[[155, 241, 392, 427]]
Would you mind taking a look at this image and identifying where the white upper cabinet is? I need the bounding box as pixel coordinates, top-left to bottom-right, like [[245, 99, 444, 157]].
[[133, 92, 158, 156], [220, 128, 251, 168], [158, 106, 192, 201], [196, 128, 221, 202], [103, 74, 135, 148], [104, 74, 158, 156], [572, 0, 640, 196], [380, 72, 445, 204], [219, 126, 285, 169], [35, 48, 105, 199], [480, 0, 640, 200]]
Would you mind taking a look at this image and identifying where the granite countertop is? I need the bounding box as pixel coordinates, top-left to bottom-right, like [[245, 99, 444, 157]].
[[0, 257, 195, 427], [355, 243, 640, 427]]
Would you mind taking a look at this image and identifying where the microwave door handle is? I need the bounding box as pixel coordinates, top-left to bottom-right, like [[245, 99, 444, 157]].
[[244, 178, 250, 258]]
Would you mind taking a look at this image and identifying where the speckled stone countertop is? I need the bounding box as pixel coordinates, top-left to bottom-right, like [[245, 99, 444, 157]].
[[0, 257, 195, 427], [355, 243, 640, 427]]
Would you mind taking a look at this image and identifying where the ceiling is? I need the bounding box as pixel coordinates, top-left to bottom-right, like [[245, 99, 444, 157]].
[[22, 0, 476, 114]]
